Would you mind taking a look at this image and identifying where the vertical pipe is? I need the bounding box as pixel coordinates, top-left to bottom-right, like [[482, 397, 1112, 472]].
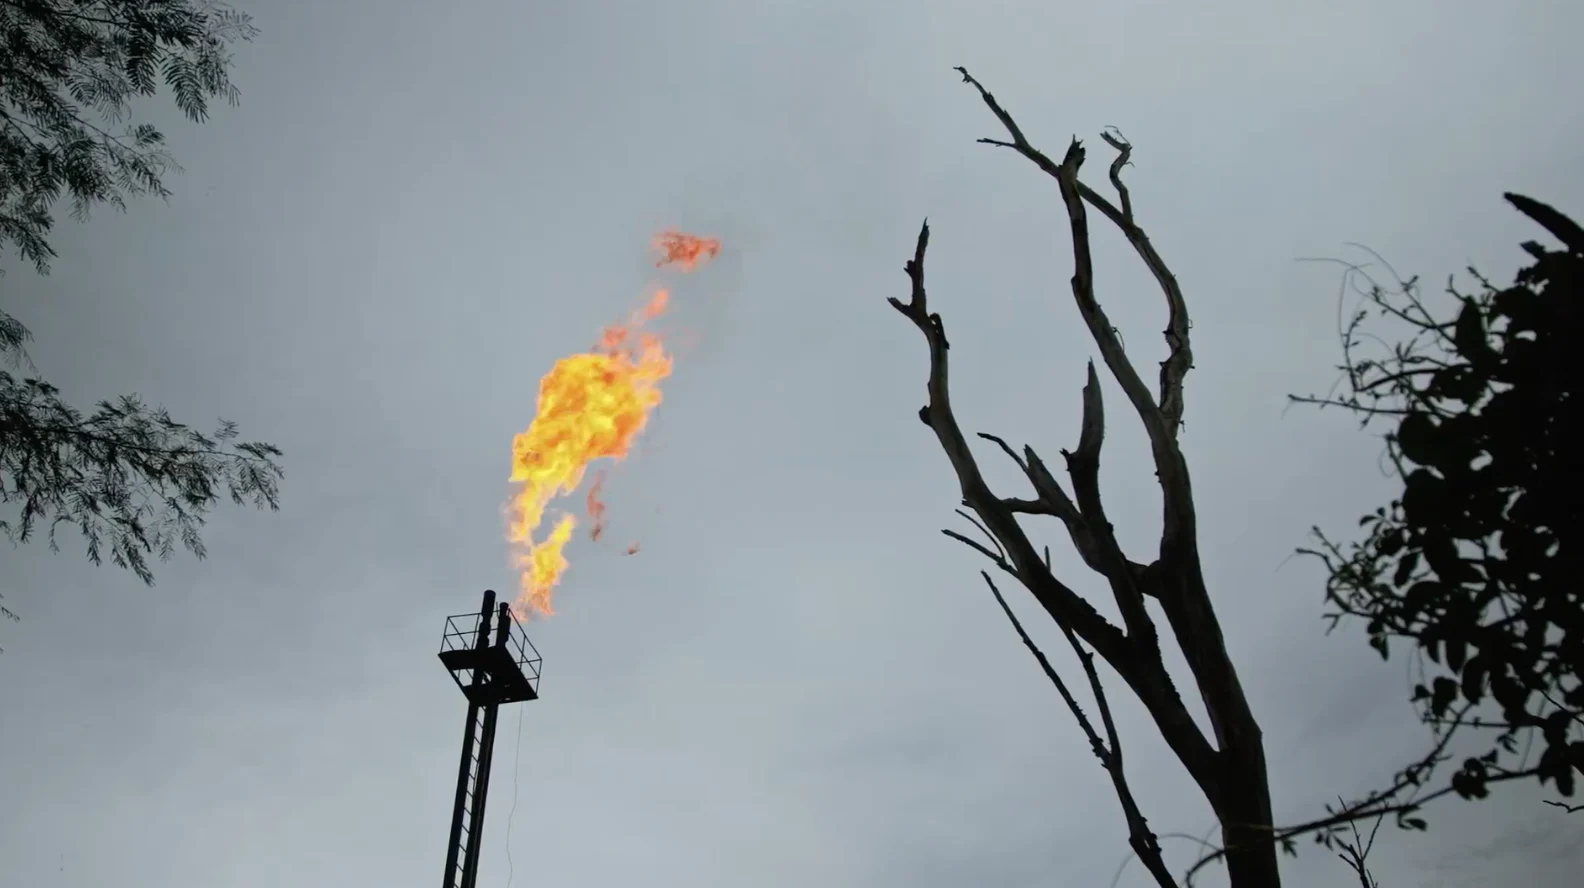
[[459, 604, 516, 888], [496, 602, 513, 662], [477, 591, 497, 652], [441, 591, 496, 888]]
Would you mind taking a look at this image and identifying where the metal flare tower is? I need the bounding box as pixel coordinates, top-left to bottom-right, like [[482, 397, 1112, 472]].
[[437, 590, 542, 888]]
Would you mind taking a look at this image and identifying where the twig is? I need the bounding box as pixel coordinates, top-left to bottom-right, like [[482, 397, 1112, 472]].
[[953, 507, 1006, 561], [942, 529, 1009, 571], [1184, 759, 1544, 884], [1100, 128, 1134, 221], [978, 430, 1106, 570], [980, 572, 1179, 888], [1185, 705, 1473, 884], [1332, 796, 1385, 888], [1112, 830, 1222, 888]]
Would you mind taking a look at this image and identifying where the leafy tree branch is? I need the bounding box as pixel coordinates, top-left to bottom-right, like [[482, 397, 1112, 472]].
[[0, 1, 278, 606]]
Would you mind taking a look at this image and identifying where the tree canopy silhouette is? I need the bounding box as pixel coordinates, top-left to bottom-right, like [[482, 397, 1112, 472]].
[[1, 0, 257, 273], [0, 0, 279, 611], [1292, 194, 1583, 830]]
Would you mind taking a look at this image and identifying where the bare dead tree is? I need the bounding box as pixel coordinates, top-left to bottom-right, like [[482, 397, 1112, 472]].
[[888, 68, 1279, 887]]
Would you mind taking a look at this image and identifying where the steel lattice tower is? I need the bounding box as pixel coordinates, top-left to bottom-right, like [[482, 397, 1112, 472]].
[[437, 590, 542, 888]]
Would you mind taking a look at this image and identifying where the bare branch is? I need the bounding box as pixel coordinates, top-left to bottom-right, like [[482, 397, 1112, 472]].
[[982, 571, 1108, 758], [1058, 619, 1179, 888], [891, 216, 1223, 803], [888, 220, 1137, 663], [1059, 361, 1159, 645], [1100, 128, 1134, 221], [981, 572, 1178, 888], [1046, 131, 1200, 565], [1020, 447, 1076, 517], [979, 430, 1105, 568], [1001, 496, 1055, 515], [955, 66, 1193, 448], [1073, 360, 1105, 460], [953, 507, 1006, 562], [978, 431, 1030, 473], [1186, 762, 1547, 886], [1332, 800, 1384, 888], [1180, 702, 1532, 884], [942, 528, 1009, 571], [947, 68, 1278, 888], [951, 69, 1271, 776]]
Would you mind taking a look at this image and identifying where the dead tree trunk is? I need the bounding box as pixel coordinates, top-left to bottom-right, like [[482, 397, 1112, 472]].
[[887, 69, 1280, 888]]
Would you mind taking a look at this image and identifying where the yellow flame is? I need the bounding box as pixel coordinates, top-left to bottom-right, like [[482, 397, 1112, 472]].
[[505, 233, 720, 617]]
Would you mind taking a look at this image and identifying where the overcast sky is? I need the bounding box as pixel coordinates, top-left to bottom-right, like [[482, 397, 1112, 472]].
[[2, 1, 1580, 886]]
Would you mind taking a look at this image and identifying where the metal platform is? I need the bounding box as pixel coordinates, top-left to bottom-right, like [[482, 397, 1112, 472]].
[[438, 602, 541, 704], [438, 644, 539, 704]]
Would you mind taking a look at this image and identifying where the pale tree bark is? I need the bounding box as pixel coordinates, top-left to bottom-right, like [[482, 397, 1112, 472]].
[[888, 69, 1279, 888]]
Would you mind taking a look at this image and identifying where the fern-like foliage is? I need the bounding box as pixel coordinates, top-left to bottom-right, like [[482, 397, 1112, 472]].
[[0, 0, 257, 274], [0, 1, 276, 623], [0, 322, 283, 586]]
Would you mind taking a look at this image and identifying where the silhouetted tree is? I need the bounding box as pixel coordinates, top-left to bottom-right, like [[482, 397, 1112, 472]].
[[0, 0, 279, 608], [1, 0, 257, 273], [1285, 195, 1583, 837], [890, 69, 1277, 888]]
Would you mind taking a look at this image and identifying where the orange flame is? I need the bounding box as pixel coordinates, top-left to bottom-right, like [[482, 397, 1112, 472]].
[[506, 232, 720, 617], [586, 472, 607, 542], [653, 230, 721, 270]]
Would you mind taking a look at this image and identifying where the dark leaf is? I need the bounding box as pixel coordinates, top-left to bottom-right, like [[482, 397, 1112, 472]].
[[1490, 673, 1530, 715], [1429, 366, 1486, 404], [1506, 192, 1584, 254], [1370, 633, 1390, 661], [1393, 550, 1420, 586], [1542, 710, 1573, 745], [1379, 527, 1406, 556], [1461, 655, 1488, 703], [1453, 298, 1492, 365], [1401, 469, 1450, 530], [1537, 744, 1573, 794], [1397, 412, 1439, 466], [1451, 768, 1489, 800], [1431, 677, 1459, 718], [1422, 533, 1467, 585], [1405, 580, 1443, 610]]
